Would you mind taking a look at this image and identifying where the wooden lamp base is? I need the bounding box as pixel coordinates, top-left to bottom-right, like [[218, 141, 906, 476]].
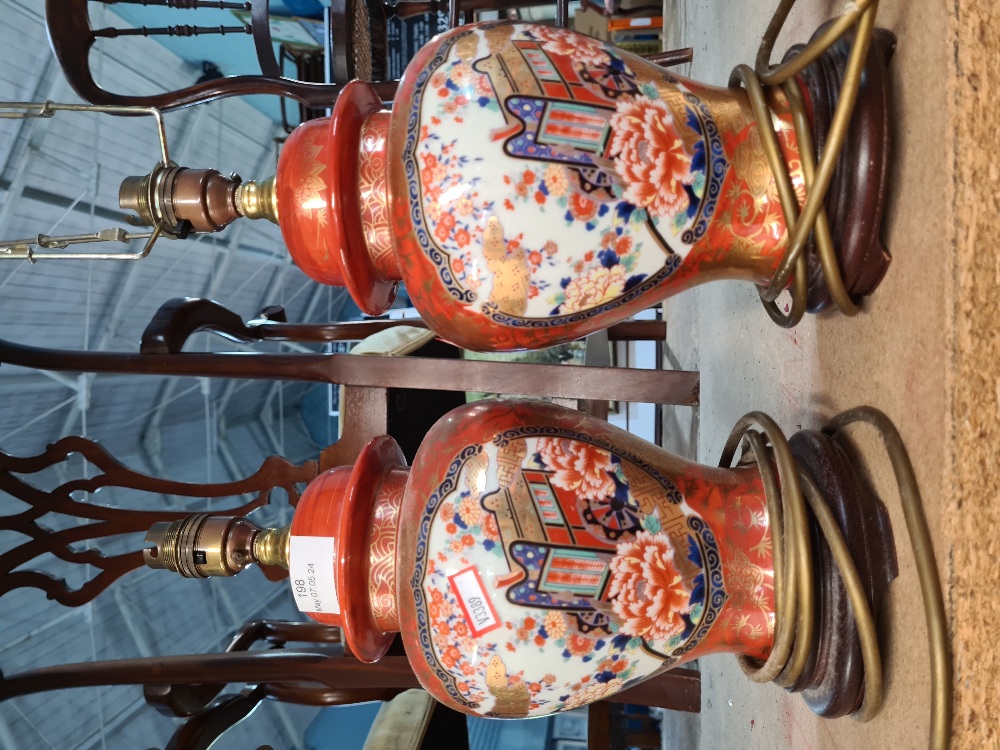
[[791, 25, 898, 312], [786, 430, 898, 717]]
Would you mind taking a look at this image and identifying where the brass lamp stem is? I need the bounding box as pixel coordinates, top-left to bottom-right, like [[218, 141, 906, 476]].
[[253, 523, 291, 568], [143, 514, 290, 578], [236, 175, 279, 224]]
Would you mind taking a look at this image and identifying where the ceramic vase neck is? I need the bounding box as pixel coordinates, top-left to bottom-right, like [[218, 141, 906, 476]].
[[367, 465, 407, 633], [357, 111, 403, 285], [289, 436, 409, 662], [274, 82, 401, 316]]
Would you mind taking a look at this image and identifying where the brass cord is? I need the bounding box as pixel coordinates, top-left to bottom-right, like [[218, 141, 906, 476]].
[[718, 407, 951, 749], [718, 5, 952, 743], [824, 408, 952, 748], [730, 0, 879, 325]]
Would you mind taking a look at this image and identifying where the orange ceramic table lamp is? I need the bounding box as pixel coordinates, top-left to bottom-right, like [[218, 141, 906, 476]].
[[144, 399, 900, 720], [114, 19, 895, 350]]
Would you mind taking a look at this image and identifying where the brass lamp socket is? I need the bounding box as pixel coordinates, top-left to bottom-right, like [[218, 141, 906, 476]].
[[120, 166, 250, 234], [143, 514, 289, 578]]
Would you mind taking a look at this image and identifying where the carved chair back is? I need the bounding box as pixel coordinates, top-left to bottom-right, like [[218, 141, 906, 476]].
[[44, 0, 396, 112], [44, 0, 691, 116], [0, 434, 314, 606]]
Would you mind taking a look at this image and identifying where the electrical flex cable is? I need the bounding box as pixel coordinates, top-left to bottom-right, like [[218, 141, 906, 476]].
[[731, 0, 880, 326], [719, 406, 951, 750]]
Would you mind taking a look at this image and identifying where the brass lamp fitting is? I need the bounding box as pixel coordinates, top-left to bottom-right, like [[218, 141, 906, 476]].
[[235, 175, 279, 224], [143, 514, 289, 578], [120, 167, 278, 236], [253, 523, 291, 568]]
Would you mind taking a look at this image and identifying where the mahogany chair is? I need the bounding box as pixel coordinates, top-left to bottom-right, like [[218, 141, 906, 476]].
[[0, 424, 701, 749], [0, 612, 696, 747], [0, 297, 700, 745], [0, 294, 697, 599], [45, 0, 397, 112], [0, 427, 706, 690], [0, 298, 699, 421], [142, 297, 672, 350], [133, 297, 692, 463], [0, 431, 699, 746], [44, 0, 693, 115], [0, 434, 313, 606], [148, 620, 423, 750]]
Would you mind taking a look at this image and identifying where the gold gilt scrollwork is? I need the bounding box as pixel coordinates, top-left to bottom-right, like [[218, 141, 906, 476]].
[[300, 138, 329, 261]]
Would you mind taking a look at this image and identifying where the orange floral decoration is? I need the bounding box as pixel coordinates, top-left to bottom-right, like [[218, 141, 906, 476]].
[[564, 677, 624, 710], [458, 495, 482, 526], [536, 438, 616, 500], [561, 265, 627, 313], [568, 192, 599, 221], [608, 530, 692, 640], [531, 26, 609, 68], [543, 610, 567, 640], [609, 96, 692, 218], [565, 633, 595, 656]]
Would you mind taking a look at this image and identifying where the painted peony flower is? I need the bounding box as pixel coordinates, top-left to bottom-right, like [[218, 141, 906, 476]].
[[609, 96, 692, 218], [560, 264, 627, 314], [608, 530, 692, 641], [537, 437, 616, 501], [567, 191, 599, 222], [566, 633, 595, 656], [530, 26, 609, 68], [563, 677, 624, 710]]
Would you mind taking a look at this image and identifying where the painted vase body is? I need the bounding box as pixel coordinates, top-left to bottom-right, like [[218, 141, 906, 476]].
[[277, 22, 804, 351], [289, 400, 777, 717]]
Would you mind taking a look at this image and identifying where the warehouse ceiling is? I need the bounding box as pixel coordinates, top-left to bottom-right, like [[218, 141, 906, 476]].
[[0, 1, 342, 746]]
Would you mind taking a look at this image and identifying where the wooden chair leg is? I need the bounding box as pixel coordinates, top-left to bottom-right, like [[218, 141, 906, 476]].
[[164, 686, 267, 750], [588, 701, 612, 750]]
